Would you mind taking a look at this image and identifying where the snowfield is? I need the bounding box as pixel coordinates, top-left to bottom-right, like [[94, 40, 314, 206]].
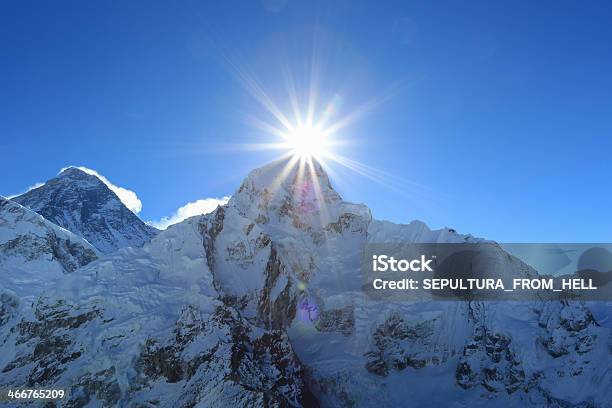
[[0, 159, 610, 407]]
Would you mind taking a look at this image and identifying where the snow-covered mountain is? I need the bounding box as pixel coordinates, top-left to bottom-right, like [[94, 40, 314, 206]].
[[202, 159, 611, 407], [0, 216, 316, 407], [0, 159, 610, 407], [0, 196, 98, 297], [12, 167, 158, 254], [0, 196, 98, 334]]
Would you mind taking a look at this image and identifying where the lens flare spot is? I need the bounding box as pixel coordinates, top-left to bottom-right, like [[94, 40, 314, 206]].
[[297, 298, 319, 323]]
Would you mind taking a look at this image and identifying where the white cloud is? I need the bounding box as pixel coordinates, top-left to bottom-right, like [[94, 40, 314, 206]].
[[6, 182, 45, 199], [60, 166, 143, 214], [149, 197, 230, 230]]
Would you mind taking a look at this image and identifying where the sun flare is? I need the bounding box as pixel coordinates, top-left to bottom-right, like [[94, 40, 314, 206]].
[[284, 125, 329, 160], [229, 58, 408, 192]]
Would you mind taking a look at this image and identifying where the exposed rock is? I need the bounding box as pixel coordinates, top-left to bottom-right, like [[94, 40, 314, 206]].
[[2, 298, 101, 387], [133, 304, 317, 407], [315, 305, 354, 336], [364, 312, 442, 376], [537, 301, 597, 360]]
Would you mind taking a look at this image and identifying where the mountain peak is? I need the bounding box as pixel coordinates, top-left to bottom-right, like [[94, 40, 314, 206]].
[[57, 166, 99, 179], [228, 157, 369, 233], [233, 157, 341, 207], [44, 167, 109, 191], [12, 167, 158, 254], [242, 157, 334, 191]]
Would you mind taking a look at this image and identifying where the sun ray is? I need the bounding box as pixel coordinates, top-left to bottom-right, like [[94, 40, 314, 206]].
[[306, 28, 322, 128], [219, 50, 295, 132], [322, 81, 406, 136], [306, 157, 334, 227], [269, 153, 302, 196], [326, 152, 439, 202], [282, 65, 304, 128], [245, 114, 295, 140], [210, 31, 428, 205]]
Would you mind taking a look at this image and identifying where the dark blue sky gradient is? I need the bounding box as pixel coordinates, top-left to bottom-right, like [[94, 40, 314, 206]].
[[1, 0, 611, 241]]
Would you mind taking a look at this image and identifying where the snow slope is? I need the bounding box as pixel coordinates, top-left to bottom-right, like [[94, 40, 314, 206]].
[[0, 214, 316, 407], [206, 158, 612, 407], [0, 196, 98, 301], [0, 159, 610, 407]]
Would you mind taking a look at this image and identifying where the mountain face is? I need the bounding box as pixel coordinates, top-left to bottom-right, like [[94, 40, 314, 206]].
[[203, 160, 611, 407], [0, 214, 317, 407], [12, 167, 158, 254], [0, 196, 98, 327], [0, 159, 610, 407]]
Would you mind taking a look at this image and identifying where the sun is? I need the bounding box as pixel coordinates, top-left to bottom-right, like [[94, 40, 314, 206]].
[[224, 42, 404, 187], [284, 125, 329, 159]]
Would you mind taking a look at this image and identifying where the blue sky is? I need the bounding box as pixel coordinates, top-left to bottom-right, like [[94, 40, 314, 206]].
[[1, 0, 611, 241]]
